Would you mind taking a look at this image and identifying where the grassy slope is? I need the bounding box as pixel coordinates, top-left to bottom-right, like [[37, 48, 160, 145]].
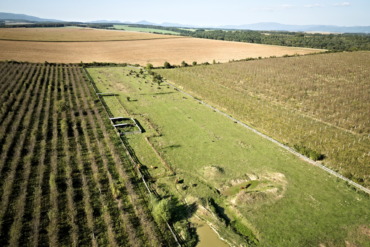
[[114, 25, 180, 35], [157, 52, 370, 187], [88, 66, 370, 247]]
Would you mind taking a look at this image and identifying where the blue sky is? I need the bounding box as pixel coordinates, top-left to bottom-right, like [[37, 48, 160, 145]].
[[1, 0, 369, 26]]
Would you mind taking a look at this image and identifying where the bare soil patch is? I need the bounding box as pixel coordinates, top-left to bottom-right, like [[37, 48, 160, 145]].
[[203, 166, 225, 179], [359, 225, 370, 237], [224, 172, 288, 206]]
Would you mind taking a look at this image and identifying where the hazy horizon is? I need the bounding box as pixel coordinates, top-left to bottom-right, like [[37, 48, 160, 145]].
[[1, 0, 370, 27]]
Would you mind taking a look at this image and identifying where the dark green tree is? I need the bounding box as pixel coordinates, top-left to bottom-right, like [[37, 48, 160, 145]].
[[153, 73, 163, 85], [181, 61, 188, 67], [146, 63, 154, 70], [164, 61, 172, 69]]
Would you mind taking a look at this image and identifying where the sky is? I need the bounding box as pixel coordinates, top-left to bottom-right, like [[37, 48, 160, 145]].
[[1, 0, 370, 26]]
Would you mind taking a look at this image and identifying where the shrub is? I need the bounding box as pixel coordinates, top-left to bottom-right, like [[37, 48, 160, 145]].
[[146, 63, 154, 70], [293, 144, 324, 161], [181, 61, 188, 67], [164, 61, 172, 69], [152, 198, 176, 223]]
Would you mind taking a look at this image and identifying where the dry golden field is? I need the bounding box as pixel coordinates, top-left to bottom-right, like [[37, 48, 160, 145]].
[[0, 28, 323, 65], [0, 27, 176, 41]]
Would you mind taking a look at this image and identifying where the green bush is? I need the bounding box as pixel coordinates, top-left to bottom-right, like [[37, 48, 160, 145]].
[[164, 61, 172, 69], [146, 63, 154, 70], [293, 144, 324, 161], [152, 198, 176, 223], [181, 61, 189, 67]]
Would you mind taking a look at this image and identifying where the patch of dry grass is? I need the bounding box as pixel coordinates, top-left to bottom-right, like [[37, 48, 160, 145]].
[[203, 166, 225, 179], [224, 172, 288, 207]]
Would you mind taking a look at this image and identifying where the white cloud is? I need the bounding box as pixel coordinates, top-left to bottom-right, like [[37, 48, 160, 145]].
[[304, 3, 324, 8], [303, 2, 351, 8], [333, 2, 351, 7], [252, 4, 295, 12], [281, 4, 295, 9]]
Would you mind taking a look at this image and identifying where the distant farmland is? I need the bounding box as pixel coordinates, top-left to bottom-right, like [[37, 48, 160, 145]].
[[113, 25, 180, 35], [0, 27, 323, 65], [0, 27, 177, 41], [0, 62, 174, 246]]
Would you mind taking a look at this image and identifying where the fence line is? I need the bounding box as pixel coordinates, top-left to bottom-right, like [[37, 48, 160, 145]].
[[83, 68, 182, 246]]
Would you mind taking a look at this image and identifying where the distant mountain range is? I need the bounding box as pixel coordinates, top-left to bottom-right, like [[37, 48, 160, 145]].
[[1, 12, 370, 33], [0, 12, 61, 23], [221, 22, 370, 33]]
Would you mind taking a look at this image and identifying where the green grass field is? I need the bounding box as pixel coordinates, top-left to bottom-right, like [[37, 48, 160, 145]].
[[87, 66, 370, 247], [157, 52, 370, 187], [113, 25, 180, 35]]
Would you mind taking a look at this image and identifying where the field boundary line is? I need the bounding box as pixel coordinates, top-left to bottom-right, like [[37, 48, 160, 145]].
[[164, 80, 370, 195]]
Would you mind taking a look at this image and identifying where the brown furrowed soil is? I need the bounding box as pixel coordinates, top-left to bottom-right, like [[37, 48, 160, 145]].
[[0, 28, 323, 65]]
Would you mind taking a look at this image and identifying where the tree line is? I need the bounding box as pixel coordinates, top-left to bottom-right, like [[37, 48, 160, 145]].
[[186, 29, 370, 51], [111, 24, 370, 51], [1, 21, 369, 51]]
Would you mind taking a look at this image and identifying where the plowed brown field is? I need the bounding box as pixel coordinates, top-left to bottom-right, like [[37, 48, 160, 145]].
[[0, 28, 324, 65]]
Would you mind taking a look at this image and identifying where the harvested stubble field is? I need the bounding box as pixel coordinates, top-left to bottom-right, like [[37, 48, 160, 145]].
[[0, 62, 175, 246], [0, 27, 176, 41], [88, 66, 370, 247], [158, 51, 370, 187], [0, 27, 323, 65]]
